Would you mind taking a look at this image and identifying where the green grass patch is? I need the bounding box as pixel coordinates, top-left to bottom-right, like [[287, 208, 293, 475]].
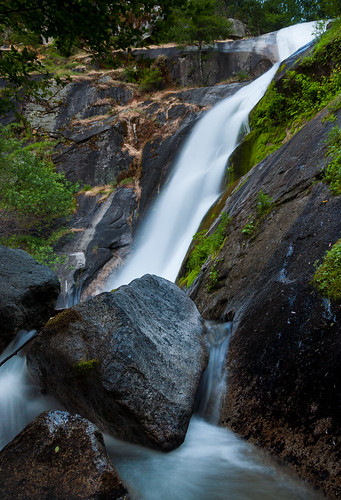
[[314, 239, 341, 301]]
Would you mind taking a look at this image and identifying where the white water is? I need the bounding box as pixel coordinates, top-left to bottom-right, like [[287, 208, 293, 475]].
[[106, 418, 321, 500], [0, 331, 57, 450], [105, 21, 317, 290]]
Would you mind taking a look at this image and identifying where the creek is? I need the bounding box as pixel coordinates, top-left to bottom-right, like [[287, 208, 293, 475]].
[[0, 21, 324, 499]]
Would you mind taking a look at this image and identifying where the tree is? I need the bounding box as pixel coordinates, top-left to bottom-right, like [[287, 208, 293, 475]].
[[165, 0, 233, 83]]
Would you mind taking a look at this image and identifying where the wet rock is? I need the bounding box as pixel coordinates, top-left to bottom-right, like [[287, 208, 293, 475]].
[[55, 187, 137, 307], [0, 410, 126, 499], [27, 275, 207, 451], [188, 106, 341, 498], [0, 245, 60, 354]]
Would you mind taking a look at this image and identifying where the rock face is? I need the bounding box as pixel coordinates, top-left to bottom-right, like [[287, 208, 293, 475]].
[[0, 410, 126, 499], [188, 107, 341, 498], [0, 245, 60, 354], [55, 187, 137, 308], [27, 275, 207, 451], [133, 31, 277, 87]]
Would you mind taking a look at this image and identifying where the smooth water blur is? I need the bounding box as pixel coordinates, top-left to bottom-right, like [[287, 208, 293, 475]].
[[195, 322, 231, 424], [105, 22, 317, 291], [0, 331, 57, 450], [104, 321, 322, 500], [106, 418, 321, 500]]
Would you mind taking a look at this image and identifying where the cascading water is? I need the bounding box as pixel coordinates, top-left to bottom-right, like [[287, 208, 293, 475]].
[[0, 21, 324, 499], [104, 322, 321, 500], [0, 331, 58, 449], [105, 21, 317, 291]]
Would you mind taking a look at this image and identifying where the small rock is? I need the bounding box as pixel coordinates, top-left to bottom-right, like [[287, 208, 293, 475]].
[[0, 410, 126, 499]]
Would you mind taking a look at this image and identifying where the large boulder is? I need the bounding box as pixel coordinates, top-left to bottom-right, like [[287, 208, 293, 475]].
[[0, 245, 60, 354], [27, 275, 207, 451], [0, 410, 127, 499]]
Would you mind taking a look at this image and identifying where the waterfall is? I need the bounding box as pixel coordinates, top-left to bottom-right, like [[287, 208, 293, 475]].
[[0, 21, 323, 499], [105, 21, 317, 291]]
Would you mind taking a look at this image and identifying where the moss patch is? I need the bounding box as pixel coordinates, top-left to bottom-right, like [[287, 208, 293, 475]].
[[72, 359, 100, 376], [313, 239, 341, 301], [324, 124, 341, 195], [179, 212, 231, 288], [46, 309, 83, 334]]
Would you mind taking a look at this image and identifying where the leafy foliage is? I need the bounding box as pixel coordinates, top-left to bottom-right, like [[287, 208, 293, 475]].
[[256, 189, 273, 216], [242, 216, 255, 236], [224, 0, 341, 35], [0, 124, 77, 268], [314, 239, 341, 301], [0, 125, 77, 228], [0, 0, 182, 114], [165, 0, 232, 50]]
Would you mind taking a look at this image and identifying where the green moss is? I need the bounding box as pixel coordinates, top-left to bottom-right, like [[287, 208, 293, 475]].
[[179, 212, 231, 288], [47, 309, 83, 334], [313, 239, 341, 301], [73, 359, 100, 376], [324, 125, 341, 195]]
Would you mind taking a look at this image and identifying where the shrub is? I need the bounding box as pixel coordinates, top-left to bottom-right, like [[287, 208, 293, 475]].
[[256, 189, 273, 216], [0, 124, 77, 269], [139, 67, 163, 92], [0, 125, 77, 232]]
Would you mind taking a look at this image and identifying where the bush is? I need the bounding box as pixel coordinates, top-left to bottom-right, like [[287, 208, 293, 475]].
[[0, 125, 77, 231], [0, 125, 77, 269], [139, 67, 163, 92]]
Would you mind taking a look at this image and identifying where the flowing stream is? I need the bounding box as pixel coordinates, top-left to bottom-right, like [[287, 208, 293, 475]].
[[0, 21, 324, 499], [104, 323, 321, 500]]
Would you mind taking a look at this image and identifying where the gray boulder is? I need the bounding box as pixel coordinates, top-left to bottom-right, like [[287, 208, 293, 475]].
[[27, 275, 207, 451], [0, 245, 60, 353], [0, 410, 126, 499]]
